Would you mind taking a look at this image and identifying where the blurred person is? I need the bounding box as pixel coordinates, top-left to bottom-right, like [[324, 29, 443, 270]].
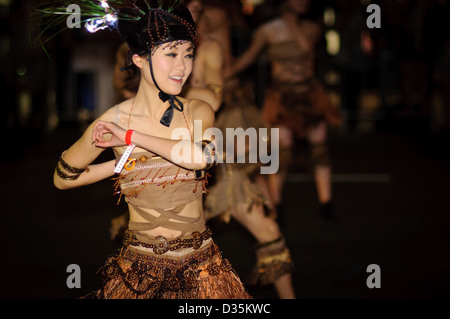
[[204, 79, 296, 299], [182, 0, 224, 111], [40, 0, 251, 299], [113, 42, 140, 102], [195, 1, 296, 298], [226, 0, 342, 219], [200, 0, 248, 71]]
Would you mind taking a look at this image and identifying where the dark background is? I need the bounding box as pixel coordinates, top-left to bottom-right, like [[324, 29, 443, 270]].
[[0, 0, 449, 299]]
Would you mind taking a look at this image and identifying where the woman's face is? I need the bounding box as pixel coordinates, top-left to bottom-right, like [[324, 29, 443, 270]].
[[139, 41, 195, 96]]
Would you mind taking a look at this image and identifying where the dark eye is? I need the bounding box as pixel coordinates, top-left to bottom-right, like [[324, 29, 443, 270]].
[[166, 53, 177, 57], [185, 54, 195, 59]]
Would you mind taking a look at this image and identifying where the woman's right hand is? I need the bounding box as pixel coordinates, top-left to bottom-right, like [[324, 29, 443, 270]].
[[92, 121, 128, 148]]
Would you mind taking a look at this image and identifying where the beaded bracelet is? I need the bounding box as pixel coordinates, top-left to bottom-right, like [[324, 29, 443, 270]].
[[55, 152, 89, 181], [59, 152, 88, 174], [54, 165, 80, 181]]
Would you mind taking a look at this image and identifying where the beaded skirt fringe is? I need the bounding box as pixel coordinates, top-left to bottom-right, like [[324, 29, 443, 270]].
[[83, 242, 252, 299], [247, 237, 294, 286]]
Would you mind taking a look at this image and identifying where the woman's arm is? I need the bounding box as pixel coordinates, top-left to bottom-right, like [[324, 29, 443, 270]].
[[225, 26, 266, 78], [54, 110, 117, 190], [92, 100, 216, 171], [54, 159, 116, 190]]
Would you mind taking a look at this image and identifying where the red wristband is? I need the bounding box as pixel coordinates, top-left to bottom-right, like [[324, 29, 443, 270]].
[[125, 130, 134, 145]]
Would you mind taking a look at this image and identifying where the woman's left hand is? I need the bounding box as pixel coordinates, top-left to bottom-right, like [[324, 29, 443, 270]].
[[92, 121, 127, 148]]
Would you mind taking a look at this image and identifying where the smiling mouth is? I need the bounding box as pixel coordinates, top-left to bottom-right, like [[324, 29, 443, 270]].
[[170, 75, 183, 82]]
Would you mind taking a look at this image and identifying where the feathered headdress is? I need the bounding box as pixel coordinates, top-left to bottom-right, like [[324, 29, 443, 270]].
[[32, 0, 197, 51], [31, 0, 198, 127]]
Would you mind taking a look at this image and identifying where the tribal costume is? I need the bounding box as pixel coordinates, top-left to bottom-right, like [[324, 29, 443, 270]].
[[41, 0, 251, 299]]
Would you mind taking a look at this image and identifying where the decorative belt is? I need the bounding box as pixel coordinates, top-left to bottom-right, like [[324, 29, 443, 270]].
[[123, 227, 213, 255]]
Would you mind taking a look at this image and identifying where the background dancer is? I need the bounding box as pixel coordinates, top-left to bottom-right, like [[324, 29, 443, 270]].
[[225, 0, 342, 219], [191, 1, 296, 299]]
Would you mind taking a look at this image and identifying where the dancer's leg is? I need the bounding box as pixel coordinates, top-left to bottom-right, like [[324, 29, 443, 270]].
[[268, 125, 293, 206], [307, 122, 335, 218], [232, 193, 295, 299]]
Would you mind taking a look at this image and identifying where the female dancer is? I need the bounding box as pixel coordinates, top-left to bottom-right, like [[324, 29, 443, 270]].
[[48, 0, 251, 299], [108, 0, 225, 241], [225, 0, 342, 218]]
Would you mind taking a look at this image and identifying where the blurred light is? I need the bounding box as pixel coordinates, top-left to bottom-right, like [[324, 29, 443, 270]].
[[0, 0, 11, 6], [325, 30, 340, 56], [18, 90, 32, 128], [361, 30, 373, 54], [85, 14, 117, 33], [0, 35, 10, 57], [99, 0, 110, 9], [16, 65, 27, 76], [324, 70, 340, 86], [241, 0, 264, 15], [323, 6, 335, 27]]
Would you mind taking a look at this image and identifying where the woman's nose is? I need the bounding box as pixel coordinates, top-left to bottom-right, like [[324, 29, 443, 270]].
[[176, 56, 186, 70]]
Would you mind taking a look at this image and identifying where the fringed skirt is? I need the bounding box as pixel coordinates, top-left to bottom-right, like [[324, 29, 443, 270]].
[[262, 79, 342, 139], [84, 236, 252, 299]]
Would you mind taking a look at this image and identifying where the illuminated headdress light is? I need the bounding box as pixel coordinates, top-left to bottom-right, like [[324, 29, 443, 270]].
[[99, 0, 110, 10], [85, 14, 117, 33]]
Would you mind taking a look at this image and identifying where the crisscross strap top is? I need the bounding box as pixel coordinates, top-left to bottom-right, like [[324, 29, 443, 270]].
[[112, 105, 207, 238], [114, 150, 207, 237], [267, 41, 311, 75]]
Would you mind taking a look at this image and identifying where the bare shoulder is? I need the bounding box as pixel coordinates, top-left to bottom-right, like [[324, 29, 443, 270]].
[[265, 17, 283, 27], [257, 18, 284, 41], [97, 98, 134, 123], [181, 97, 214, 122], [260, 18, 283, 33]]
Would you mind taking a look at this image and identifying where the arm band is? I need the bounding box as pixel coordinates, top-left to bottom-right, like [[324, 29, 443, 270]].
[[199, 140, 217, 170]]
